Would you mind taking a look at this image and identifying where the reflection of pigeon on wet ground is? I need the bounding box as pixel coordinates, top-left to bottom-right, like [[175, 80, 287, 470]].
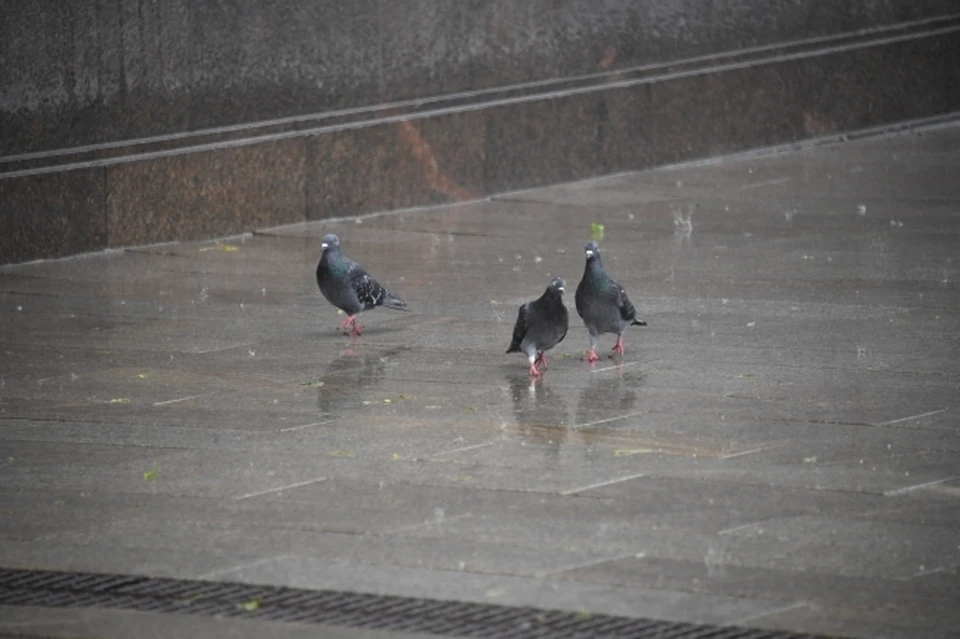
[[506, 371, 570, 428], [505, 372, 570, 455], [316, 234, 408, 336], [506, 277, 569, 377], [317, 346, 405, 417], [574, 368, 644, 427], [575, 241, 646, 362]]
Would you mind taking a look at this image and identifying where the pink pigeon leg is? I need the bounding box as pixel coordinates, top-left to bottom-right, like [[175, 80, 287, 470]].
[[611, 336, 625, 357]]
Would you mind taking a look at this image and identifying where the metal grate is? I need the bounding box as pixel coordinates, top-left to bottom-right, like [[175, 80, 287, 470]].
[[0, 567, 834, 638]]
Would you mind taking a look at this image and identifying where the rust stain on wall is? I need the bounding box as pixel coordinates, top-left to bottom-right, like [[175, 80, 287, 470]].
[[599, 46, 617, 70], [396, 120, 474, 201], [803, 111, 837, 136]]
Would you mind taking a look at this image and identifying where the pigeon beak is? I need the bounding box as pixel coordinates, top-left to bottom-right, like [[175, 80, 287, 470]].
[[585, 249, 594, 257], [321, 243, 328, 250], [558, 287, 565, 293]]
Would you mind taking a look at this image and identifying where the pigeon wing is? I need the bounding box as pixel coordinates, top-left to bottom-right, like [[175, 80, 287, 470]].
[[617, 285, 647, 326], [617, 286, 637, 323], [347, 262, 390, 310], [506, 303, 529, 353], [556, 307, 569, 344]]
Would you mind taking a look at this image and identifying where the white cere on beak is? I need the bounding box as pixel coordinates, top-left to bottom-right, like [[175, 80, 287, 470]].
[[558, 287, 565, 293], [585, 250, 594, 257], [321, 243, 328, 250]]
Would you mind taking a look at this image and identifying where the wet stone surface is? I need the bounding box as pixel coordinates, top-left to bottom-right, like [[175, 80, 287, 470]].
[[1, 124, 959, 638]]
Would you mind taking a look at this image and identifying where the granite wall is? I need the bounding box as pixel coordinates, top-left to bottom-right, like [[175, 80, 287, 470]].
[[2, 1, 959, 264]]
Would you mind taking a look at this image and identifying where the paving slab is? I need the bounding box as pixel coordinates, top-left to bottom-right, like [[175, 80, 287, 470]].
[[2, 125, 960, 638]]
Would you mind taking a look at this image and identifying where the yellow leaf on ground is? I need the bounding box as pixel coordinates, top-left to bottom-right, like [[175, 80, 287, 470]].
[[613, 448, 654, 457]]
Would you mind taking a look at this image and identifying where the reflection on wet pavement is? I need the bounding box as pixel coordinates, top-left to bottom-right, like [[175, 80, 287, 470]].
[[316, 346, 408, 418], [2, 125, 960, 637], [575, 366, 644, 426]]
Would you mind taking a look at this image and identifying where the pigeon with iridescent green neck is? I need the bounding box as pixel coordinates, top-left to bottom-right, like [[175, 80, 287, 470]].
[[316, 234, 408, 336], [574, 240, 646, 362]]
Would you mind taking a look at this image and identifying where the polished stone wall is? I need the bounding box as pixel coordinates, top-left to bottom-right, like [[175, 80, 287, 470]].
[[2, 1, 959, 264]]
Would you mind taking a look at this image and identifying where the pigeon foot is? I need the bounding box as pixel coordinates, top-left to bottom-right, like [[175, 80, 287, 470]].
[[611, 337, 625, 357], [337, 314, 363, 336], [582, 349, 600, 363]]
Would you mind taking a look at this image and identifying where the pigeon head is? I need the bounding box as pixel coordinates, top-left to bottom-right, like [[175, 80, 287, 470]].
[[548, 277, 566, 295], [321, 234, 341, 253], [584, 241, 600, 259]]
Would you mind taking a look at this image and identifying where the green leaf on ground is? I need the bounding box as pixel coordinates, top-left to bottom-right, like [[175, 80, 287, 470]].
[[239, 599, 260, 611], [590, 222, 605, 241]]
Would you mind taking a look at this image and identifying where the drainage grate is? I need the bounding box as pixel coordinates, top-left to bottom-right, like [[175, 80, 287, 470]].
[[0, 567, 833, 638]]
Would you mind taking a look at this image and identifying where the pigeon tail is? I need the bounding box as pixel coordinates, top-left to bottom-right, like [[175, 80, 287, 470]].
[[380, 294, 409, 312]]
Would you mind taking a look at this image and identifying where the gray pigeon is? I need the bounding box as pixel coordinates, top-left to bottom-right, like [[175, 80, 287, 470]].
[[506, 277, 569, 377], [575, 240, 646, 362], [316, 234, 408, 335]]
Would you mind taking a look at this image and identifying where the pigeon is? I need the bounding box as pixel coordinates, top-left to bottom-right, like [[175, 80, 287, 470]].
[[575, 240, 647, 362], [506, 277, 569, 377], [316, 234, 408, 336]]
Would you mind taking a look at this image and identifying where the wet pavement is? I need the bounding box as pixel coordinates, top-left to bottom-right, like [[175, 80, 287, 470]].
[[2, 124, 960, 638]]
